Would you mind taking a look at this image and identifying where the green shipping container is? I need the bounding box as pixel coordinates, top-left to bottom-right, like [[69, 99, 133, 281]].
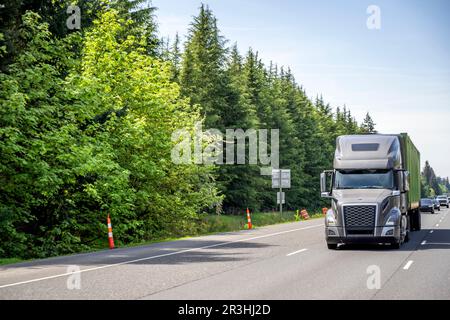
[[399, 133, 421, 210]]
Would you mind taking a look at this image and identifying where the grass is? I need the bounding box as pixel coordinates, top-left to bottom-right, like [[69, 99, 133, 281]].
[[197, 210, 324, 234], [0, 257, 24, 266], [0, 210, 325, 266]]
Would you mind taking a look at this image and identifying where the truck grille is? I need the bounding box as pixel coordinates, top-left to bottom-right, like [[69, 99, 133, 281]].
[[343, 205, 376, 235]]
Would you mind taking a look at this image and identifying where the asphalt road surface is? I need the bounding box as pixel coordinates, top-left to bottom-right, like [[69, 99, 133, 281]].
[[1, 208, 450, 300]]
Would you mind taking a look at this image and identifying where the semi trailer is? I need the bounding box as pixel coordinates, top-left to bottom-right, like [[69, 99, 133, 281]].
[[320, 133, 421, 249]]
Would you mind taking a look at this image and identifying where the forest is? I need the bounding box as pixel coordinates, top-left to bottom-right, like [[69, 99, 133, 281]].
[[0, 0, 445, 259]]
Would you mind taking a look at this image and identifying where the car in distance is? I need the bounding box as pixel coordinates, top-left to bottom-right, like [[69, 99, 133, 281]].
[[433, 198, 441, 211], [436, 195, 449, 208], [420, 198, 435, 214]]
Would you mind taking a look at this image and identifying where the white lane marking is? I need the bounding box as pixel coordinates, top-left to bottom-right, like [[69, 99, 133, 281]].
[[423, 242, 450, 246], [286, 248, 308, 256], [436, 224, 440, 227], [403, 260, 414, 270], [421, 240, 427, 245], [0, 223, 324, 289], [430, 230, 434, 234]]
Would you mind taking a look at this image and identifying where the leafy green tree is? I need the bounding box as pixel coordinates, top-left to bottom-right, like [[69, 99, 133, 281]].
[[0, 9, 221, 259], [422, 161, 445, 197], [72, 9, 222, 242], [0, 11, 88, 257]]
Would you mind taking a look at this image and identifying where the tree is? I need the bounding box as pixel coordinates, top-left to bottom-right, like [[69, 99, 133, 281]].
[[179, 4, 228, 128], [422, 161, 444, 196], [0, 11, 88, 257], [361, 112, 377, 133], [0, 9, 221, 259], [168, 32, 182, 81]]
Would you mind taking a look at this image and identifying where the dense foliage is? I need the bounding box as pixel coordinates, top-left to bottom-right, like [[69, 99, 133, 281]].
[[421, 161, 449, 197], [1, 1, 381, 259]]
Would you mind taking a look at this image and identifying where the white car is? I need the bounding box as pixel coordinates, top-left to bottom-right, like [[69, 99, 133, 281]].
[[436, 195, 449, 208]]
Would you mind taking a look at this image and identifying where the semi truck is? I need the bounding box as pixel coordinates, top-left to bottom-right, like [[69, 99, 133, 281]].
[[320, 133, 421, 249]]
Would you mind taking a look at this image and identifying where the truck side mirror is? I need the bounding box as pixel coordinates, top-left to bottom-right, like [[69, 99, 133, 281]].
[[320, 171, 332, 198], [403, 171, 410, 192], [396, 170, 410, 192]]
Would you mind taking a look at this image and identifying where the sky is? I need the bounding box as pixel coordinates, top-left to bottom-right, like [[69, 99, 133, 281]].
[[151, 0, 450, 177]]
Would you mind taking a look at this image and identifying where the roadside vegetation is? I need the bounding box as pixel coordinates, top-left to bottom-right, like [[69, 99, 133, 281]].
[[421, 161, 450, 197], [0, 210, 323, 266]]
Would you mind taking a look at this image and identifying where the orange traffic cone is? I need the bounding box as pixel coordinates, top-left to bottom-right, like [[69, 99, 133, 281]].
[[107, 214, 115, 249], [322, 207, 328, 215], [246, 208, 253, 229]]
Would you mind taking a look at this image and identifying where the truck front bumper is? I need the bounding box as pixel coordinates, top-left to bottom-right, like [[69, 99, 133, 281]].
[[325, 225, 400, 244]]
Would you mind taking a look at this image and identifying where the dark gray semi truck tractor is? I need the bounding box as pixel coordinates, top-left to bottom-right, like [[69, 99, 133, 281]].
[[320, 133, 421, 249]]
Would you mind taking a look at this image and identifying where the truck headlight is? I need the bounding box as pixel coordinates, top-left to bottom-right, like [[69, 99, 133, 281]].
[[326, 209, 336, 226], [385, 209, 400, 226]]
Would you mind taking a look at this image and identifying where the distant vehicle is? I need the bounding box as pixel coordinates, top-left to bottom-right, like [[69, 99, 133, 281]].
[[433, 198, 441, 211], [420, 198, 435, 214], [436, 195, 449, 208]]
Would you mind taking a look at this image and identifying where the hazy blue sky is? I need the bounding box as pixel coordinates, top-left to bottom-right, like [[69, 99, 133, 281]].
[[152, 0, 450, 177]]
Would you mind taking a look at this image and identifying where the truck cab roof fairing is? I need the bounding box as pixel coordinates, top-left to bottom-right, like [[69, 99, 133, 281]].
[[334, 135, 402, 170]]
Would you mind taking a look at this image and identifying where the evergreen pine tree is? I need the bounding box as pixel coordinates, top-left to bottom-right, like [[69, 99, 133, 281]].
[[361, 112, 377, 133]]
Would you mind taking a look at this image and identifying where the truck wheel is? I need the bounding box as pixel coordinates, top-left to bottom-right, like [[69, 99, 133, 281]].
[[404, 231, 410, 243], [327, 243, 338, 250], [403, 216, 411, 243], [401, 216, 409, 243]]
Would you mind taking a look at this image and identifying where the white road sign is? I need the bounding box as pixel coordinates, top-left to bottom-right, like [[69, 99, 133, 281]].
[[272, 169, 291, 188]]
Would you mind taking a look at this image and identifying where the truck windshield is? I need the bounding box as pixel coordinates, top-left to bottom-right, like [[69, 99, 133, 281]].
[[334, 170, 394, 190]]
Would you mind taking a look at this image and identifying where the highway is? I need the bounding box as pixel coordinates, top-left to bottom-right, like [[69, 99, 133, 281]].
[[1, 209, 450, 300]]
